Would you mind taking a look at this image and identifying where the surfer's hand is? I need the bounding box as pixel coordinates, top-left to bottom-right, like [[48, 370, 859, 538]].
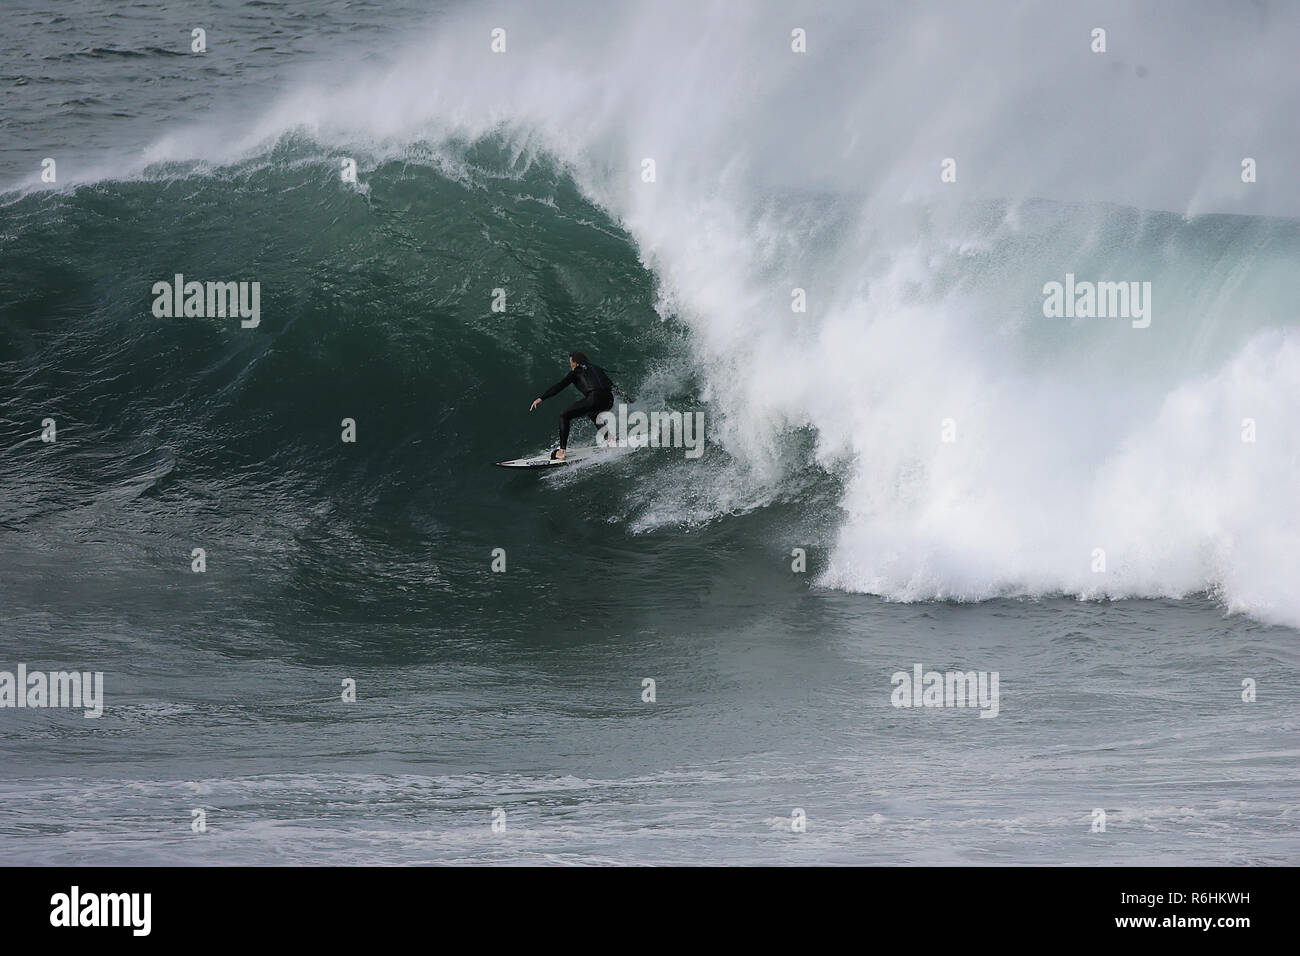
[[529, 398, 541, 411]]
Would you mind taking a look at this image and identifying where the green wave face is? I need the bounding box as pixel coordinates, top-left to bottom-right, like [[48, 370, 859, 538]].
[[1, 141, 665, 479]]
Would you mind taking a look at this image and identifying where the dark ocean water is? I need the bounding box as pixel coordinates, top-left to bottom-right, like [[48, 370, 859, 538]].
[[1, 0, 1298, 865]]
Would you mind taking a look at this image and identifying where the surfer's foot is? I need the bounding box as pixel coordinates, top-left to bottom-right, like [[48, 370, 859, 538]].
[[555, 448, 566, 460]]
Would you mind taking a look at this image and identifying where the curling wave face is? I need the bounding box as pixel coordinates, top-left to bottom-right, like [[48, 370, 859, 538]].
[[4, 0, 1299, 626]]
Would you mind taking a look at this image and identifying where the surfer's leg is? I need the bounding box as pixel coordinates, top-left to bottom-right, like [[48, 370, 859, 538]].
[[559, 389, 613, 451], [586, 389, 615, 441], [559, 396, 596, 450], [557, 408, 572, 450]]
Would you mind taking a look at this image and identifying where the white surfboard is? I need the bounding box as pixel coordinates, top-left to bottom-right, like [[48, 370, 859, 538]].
[[494, 445, 605, 469]]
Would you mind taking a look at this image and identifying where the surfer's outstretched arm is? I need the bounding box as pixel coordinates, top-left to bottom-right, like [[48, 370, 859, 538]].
[[529, 370, 576, 410]]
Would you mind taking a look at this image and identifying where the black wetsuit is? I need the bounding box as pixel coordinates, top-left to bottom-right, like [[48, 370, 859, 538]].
[[539, 363, 615, 449]]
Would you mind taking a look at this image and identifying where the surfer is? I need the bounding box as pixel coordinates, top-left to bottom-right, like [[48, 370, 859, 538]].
[[529, 351, 615, 460]]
